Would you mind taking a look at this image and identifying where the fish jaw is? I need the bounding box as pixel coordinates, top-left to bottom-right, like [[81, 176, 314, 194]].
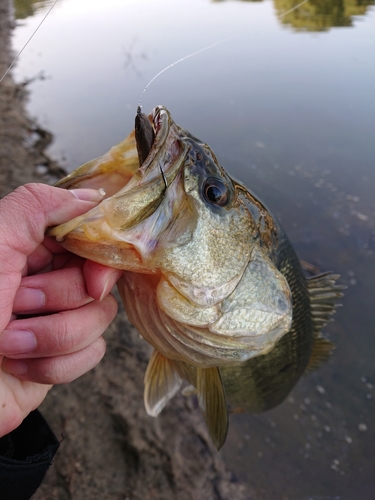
[[48, 106, 193, 271], [53, 107, 177, 195], [48, 172, 194, 273], [54, 129, 140, 196]]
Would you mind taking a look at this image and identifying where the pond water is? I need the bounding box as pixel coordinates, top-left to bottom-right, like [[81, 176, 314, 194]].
[[10, 0, 375, 498]]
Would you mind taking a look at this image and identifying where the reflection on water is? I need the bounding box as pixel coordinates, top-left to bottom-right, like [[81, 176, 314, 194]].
[[213, 0, 375, 31], [275, 0, 375, 31], [10, 0, 375, 497], [16, 0, 375, 31], [13, 0, 49, 19]]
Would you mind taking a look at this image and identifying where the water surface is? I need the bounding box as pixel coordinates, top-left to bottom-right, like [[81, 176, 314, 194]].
[[11, 1, 375, 498]]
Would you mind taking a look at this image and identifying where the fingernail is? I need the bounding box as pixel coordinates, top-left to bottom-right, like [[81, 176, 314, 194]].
[[13, 288, 45, 313], [2, 359, 28, 376], [70, 188, 106, 202], [0, 330, 37, 354], [99, 273, 117, 301]]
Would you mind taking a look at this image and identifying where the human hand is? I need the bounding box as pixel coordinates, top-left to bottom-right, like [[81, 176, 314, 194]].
[[0, 184, 121, 437]]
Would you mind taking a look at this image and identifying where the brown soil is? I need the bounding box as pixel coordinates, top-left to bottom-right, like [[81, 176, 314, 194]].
[[0, 2, 253, 498]]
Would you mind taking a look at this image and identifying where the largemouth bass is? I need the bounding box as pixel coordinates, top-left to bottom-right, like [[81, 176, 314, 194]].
[[49, 106, 343, 449]]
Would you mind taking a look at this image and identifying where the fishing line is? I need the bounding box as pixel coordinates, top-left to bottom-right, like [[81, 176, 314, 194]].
[[0, 0, 309, 86], [137, 0, 309, 108], [0, 0, 59, 84], [160, 165, 168, 190], [136, 38, 231, 189], [277, 0, 309, 19], [135, 0, 309, 185], [137, 38, 231, 110]]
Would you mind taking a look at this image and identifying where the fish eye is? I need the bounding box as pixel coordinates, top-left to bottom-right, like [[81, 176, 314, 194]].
[[203, 178, 229, 207]]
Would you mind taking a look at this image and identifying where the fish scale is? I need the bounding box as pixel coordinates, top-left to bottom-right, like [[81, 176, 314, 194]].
[[221, 226, 313, 413]]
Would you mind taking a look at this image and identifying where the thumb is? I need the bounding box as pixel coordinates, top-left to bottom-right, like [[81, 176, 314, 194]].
[[0, 183, 104, 259]]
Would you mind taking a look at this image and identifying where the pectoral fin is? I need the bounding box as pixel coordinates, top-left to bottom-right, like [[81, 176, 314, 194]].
[[197, 367, 228, 450], [144, 350, 183, 417]]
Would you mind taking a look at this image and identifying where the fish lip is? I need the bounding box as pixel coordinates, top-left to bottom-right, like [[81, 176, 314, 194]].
[[152, 105, 165, 135], [147, 105, 170, 159], [132, 105, 182, 183]]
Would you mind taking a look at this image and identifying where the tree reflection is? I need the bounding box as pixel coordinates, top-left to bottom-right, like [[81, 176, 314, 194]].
[[211, 0, 263, 2], [13, 0, 49, 20], [274, 0, 375, 31], [13, 0, 375, 29], [212, 0, 375, 31], [275, 0, 375, 31]]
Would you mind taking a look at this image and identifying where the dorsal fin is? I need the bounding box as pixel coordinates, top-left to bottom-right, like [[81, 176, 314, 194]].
[[196, 367, 228, 450], [144, 350, 182, 417], [305, 272, 345, 371]]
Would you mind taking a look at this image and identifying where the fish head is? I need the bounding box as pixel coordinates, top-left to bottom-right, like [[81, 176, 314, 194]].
[[49, 106, 292, 366]]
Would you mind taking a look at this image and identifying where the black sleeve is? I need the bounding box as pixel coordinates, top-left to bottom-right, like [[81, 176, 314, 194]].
[[0, 410, 60, 500]]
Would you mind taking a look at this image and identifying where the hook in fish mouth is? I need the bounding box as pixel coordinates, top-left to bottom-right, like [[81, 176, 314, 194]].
[[135, 105, 167, 166], [135, 106, 155, 166], [135, 107, 169, 189]]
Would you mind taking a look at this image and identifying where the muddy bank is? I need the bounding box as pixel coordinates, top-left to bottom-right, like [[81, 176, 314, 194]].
[[0, 2, 253, 498], [0, 1, 64, 197]]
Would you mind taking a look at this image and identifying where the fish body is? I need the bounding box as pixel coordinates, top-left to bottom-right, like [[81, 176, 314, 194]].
[[49, 106, 342, 448]]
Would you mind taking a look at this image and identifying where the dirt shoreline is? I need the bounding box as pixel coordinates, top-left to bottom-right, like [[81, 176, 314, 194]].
[[0, 1, 65, 197], [0, 2, 253, 498]]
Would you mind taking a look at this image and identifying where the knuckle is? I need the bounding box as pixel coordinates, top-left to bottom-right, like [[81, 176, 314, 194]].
[[39, 358, 71, 384], [91, 337, 106, 359], [69, 274, 86, 302], [15, 184, 49, 214], [57, 272, 85, 309], [54, 316, 75, 353], [38, 340, 106, 384], [11, 184, 51, 243]]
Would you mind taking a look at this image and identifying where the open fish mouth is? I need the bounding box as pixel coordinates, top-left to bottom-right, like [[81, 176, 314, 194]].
[[48, 106, 192, 271]]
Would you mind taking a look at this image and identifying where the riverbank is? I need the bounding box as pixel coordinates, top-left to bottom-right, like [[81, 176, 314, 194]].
[[0, 1, 65, 196]]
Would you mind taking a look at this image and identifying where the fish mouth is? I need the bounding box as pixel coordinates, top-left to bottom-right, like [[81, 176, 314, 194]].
[[48, 106, 192, 271]]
